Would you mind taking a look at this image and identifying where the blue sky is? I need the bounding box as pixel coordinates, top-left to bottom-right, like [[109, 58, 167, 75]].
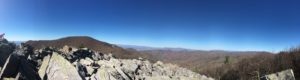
[[1, 0, 300, 52]]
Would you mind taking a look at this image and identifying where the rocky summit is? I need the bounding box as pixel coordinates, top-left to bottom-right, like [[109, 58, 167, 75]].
[[0, 38, 213, 80]]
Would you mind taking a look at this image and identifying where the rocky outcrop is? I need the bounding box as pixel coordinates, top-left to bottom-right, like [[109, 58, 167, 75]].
[[39, 46, 213, 80], [0, 38, 213, 80], [0, 39, 16, 67], [261, 69, 295, 80], [0, 40, 40, 80]]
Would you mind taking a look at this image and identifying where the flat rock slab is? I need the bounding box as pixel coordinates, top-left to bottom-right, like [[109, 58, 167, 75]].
[[38, 54, 51, 79]]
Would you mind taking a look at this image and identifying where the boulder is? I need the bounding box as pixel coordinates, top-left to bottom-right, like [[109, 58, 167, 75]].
[[79, 58, 93, 66], [114, 66, 131, 80], [60, 45, 72, 53], [76, 58, 95, 77], [0, 39, 15, 67], [0, 54, 19, 78], [119, 59, 140, 78], [86, 66, 94, 76], [17, 57, 41, 80], [103, 53, 113, 60], [0, 53, 41, 80], [92, 52, 104, 61], [45, 52, 82, 80], [76, 63, 88, 78], [143, 76, 172, 80], [71, 48, 93, 63], [92, 67, 117, 80], [138, 60, 152, 76]]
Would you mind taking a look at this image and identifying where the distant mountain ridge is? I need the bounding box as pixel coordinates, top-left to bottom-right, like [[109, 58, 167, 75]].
[[117, 44, 159, 51], [118, 44, 197, 51], [119, 44, 271, 77], [10, 41, 24, 45], [139, 49, 271, 78], [118, 44, 269, 53]]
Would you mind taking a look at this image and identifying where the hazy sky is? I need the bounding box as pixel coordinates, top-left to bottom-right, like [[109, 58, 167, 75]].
[[1, 0, 300, 52]]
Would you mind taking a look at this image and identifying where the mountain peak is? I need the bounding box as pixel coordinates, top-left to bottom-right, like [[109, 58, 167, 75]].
[[25, 36, 147, 59], [57, 36, 95, 40]]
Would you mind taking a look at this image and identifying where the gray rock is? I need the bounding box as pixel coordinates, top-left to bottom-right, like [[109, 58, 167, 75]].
[[120, 59, 140, 74], [79, 58, 93, 66], [92, 67, 117, 80], [92, 52, 104, 61], [86, 66, 94, 76], [103, 53, 113, 60], [0, 54, 19, 78], [38, 54, 51, 79], [60, 45, 72, 53], [114, 66, 131, 80], [0, 53, 40, 80], [45, 52, 82, 80], [0, 39, 15, 67], [17, 57, 41, 80]]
